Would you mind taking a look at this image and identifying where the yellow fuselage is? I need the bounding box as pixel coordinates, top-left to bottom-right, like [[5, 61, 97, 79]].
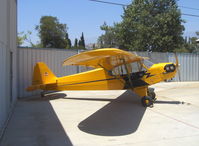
[[41, 62, 176, 97], [48, 68, 124, 91], [27, 48, 178, 100]]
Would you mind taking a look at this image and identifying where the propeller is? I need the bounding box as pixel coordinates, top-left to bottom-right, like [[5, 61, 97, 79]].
[[174, 53, 181, 82]]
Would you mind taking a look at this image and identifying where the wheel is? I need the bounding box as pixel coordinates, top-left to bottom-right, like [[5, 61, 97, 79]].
[[141, 96, 153, 107], [148, 91, 156, 101]]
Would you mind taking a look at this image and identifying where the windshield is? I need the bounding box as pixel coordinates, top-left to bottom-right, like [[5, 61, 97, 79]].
[[143, 60, 154, 68]]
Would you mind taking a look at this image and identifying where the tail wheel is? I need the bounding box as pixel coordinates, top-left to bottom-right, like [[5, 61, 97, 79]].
[[41, 92, 45, 97], [141, 96, 153, 107]]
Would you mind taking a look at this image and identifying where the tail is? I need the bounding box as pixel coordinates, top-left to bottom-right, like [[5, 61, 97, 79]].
[[26, 62, 57, 91]]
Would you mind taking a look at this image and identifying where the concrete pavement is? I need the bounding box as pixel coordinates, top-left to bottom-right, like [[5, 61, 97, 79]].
[[1, 82, 199, 146]]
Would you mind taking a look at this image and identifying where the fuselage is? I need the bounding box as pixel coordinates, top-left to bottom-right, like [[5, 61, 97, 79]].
[[44, 62, 177, 92]]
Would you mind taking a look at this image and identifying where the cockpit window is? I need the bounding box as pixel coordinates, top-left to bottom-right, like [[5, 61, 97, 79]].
[[112, 64, 127, 76], [111, 62, 145, 76], [131, 62, 144, 72]]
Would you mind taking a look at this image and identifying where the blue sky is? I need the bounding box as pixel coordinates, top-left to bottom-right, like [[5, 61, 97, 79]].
[[18, 0, 199, 46]]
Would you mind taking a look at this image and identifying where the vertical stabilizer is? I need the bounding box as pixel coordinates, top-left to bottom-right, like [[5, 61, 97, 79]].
[[32, 62, 57, 85]]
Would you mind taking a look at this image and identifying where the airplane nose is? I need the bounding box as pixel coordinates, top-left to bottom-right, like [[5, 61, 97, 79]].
[[164, 64, 176, 73]]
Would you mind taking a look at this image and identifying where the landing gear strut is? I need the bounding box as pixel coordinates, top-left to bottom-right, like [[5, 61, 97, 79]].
[[141, 88, 156, 107], [147, 88, 156, 101]]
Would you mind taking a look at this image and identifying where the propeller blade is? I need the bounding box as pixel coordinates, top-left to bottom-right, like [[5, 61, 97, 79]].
[[175, 53, 179, 68], [174, 53, 181, 82], [177, 67, 181, 82]]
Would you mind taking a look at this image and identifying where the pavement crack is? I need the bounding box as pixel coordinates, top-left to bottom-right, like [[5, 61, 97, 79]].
[[149, 109, 199, 130]]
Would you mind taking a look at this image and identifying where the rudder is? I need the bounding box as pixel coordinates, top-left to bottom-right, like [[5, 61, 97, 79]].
[[32, 62, 57, 85]]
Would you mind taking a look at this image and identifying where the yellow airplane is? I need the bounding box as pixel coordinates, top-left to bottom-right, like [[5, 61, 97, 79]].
[[27, 48, 178, 107]]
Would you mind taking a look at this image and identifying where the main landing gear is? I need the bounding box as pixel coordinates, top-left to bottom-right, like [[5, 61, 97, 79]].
[[141, 88, 156, 107]]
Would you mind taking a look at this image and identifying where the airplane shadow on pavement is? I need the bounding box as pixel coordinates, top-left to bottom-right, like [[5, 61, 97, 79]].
[[77, 90, 147, 136], [23, 91, 182, 137]]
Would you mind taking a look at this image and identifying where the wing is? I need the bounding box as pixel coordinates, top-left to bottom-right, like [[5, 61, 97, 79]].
[[63, 48, 145, 70]]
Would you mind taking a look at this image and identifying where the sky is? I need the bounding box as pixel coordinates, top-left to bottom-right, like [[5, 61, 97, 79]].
[[18, 0, 199, 46]]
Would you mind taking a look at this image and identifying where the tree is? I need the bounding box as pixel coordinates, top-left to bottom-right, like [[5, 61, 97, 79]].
[[78, 32, 86, 49], [17, 32, 26, 46], [97, 0, 185, 52], [120, 0, 185, 52], [78, 40, 82, 47], [97, 22, 119, 48], [36, 16, 70, 48], [92, 43, 96, 49], [74, 38, 78, 48], [180, 31, 199, 53], [65, 32, 72, 49], [17, 31, 41, 47], [81, 32, 85, 48]]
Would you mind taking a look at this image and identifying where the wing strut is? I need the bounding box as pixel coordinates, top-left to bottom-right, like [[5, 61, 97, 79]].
[[98, 63, 125, 85], [97, 63, 112, 75], [121, 57, 134, 88]]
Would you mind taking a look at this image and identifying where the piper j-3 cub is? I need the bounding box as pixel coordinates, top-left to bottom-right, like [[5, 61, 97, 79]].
[[27, 48, 179, 107]]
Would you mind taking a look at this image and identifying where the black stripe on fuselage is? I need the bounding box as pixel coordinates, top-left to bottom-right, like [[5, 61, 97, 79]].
[[58, 76, 149, 89], [123, 79, 149, 89], [58, 77, 118, 87]]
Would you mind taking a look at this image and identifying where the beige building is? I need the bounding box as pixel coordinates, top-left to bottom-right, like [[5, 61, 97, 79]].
[[0, 0, 17, 135]]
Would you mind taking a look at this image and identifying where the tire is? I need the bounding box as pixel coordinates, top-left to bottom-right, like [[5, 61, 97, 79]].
[[141, 96, 153, 107]]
